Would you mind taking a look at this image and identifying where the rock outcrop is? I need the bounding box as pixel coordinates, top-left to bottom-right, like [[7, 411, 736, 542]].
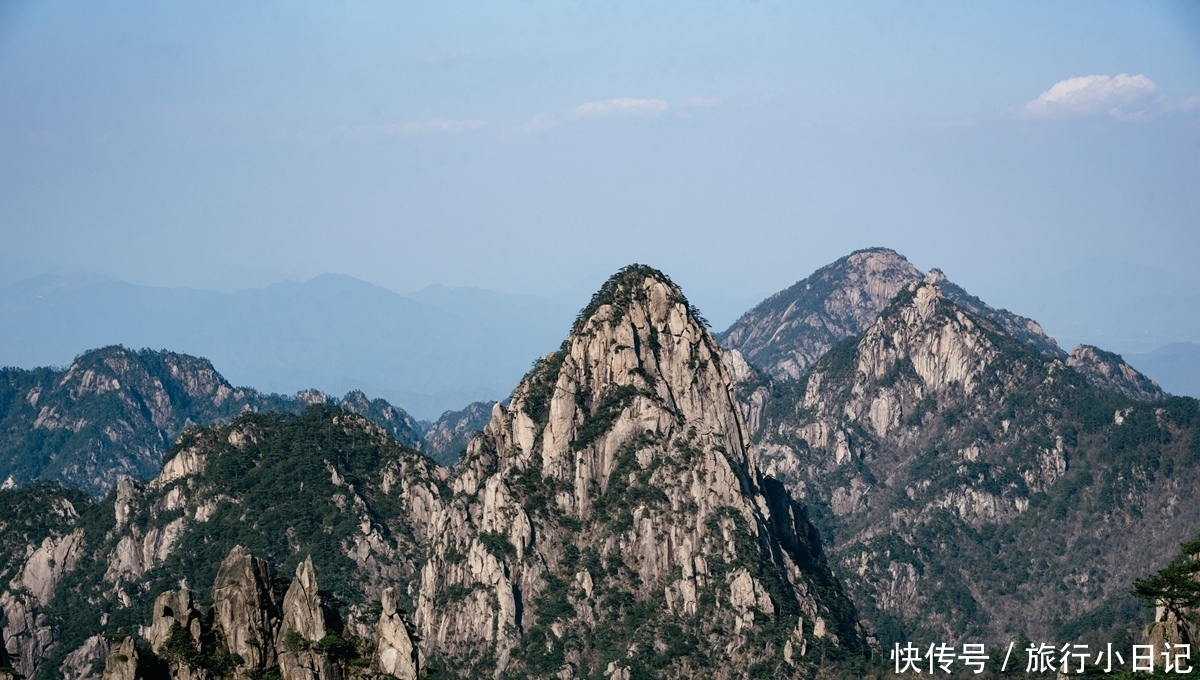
[[211, 546, 280, 675], [0, 347, 428, 499], [279, 557, 340, 680], [1068, 344, 1164, 402], [1, 502, 85, 678], [97, 547, 419, 680], [101, 637, 139, 680], [374, 588, 418, 680], [415, 265, 863, 678], [753, 278, 1200, 645], [721, 247, 923, 380], [60, 635, 109, 680]]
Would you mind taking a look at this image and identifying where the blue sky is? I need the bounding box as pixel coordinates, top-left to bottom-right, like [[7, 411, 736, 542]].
[[2, 0, 1199, 338]]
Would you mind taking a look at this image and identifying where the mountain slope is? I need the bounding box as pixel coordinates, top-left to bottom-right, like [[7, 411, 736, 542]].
[[0, 347, 426, 498], [420, 401, 495, 467], [720, 250, 1072, 388], [753, 280, 1200, 647], [1066, 344, 1164, 402], [0, 265, 865, 680], [719, 248, 923, 380], [2, 406, 447, 680], [414, 265, 864, 678]]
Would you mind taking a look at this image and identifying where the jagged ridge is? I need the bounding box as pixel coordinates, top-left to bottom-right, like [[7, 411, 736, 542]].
[[754, 280, 1200, 647]]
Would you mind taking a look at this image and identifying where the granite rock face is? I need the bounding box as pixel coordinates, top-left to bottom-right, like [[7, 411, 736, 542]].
[[279, 557, 341, 680], [1067, 344, 1164, 402], [374, 588, 418, 680], [101, 637, 139, 680], [721, 248, 923, 380], [97, 547, 418, 680], [0, 495, 84, 678], [211, 546, 280, 675], [414, 265, 863, 678], [753, 280, 1200, 645]]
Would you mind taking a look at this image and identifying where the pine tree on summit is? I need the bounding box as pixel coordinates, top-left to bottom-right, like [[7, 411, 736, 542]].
[[1133, 535, 1200, 647], [1134, 537, 1200, 616]]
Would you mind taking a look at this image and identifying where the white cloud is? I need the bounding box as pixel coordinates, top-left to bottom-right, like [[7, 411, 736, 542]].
[[565, 98, 669, 120], [1024, 74, 1157, 119], [339, 119, 485, 136]]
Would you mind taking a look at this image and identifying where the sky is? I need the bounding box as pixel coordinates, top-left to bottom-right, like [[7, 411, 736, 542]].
[[2, 0, 1199, 338]]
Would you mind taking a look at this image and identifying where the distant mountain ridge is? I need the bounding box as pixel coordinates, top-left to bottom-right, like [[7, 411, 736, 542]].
[[0, 346, 488, 498], [749, 278, 1199, 647], [0, 273, 574, 420], [719, 247, 1173, 402], [1128, 342, 1200, 399]]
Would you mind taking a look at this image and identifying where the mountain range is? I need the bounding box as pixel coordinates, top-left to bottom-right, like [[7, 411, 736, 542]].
[[0, 267, 866, 680], [0, 346, 491, 498], [0, 274, 574, 420], [1, 250, 1197, 679]]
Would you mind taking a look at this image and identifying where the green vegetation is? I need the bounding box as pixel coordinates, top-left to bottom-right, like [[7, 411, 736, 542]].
[[572, 384, 641, 451], [1132, 534, 1200, 619], [571, 264, 683, 335], [479, 531, 517, 561], [0, 346, 429, 499], [519, 344, 568, 426], [30, 405, 441, 680]]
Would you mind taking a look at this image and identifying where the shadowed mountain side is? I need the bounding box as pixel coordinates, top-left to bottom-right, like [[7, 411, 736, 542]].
[[420, 401, 495, 467]]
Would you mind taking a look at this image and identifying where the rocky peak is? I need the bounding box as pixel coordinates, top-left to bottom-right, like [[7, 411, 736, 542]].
[[772, 280, 1056, 465], [212, 546, 279, 673], [96, 547, 420, 680], [1067, 344, 1164, 402], [720, 247, 924, 380], [279, 557, 342, 680], [374, 588, 418, 680], [417, 264, 862, 678], [282, 557, 327, 643], [145, 588, 203, 654], [720, 249, 1068, 384], [932, 278, 1064, 358]]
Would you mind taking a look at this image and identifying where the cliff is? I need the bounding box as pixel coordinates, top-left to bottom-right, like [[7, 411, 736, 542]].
[[413, 265, 863, 678]]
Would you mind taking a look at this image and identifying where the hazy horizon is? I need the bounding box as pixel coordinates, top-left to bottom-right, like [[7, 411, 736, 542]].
[[2, 1, 1199, 405]]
